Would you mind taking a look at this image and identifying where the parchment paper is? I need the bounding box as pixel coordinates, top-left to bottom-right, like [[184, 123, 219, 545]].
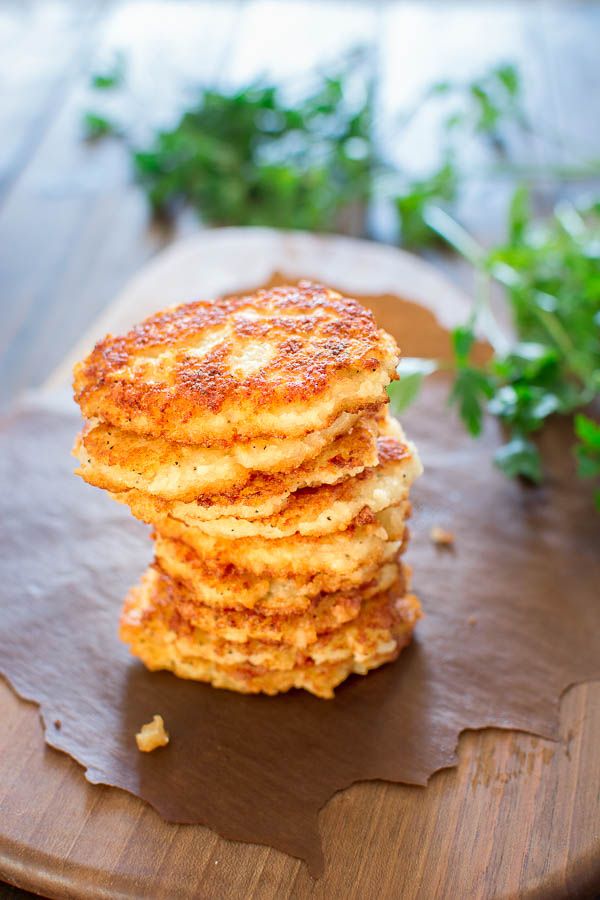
[[0, 294, 598, 876]]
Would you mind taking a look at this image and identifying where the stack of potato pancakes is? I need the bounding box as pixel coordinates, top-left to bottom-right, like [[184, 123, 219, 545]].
[[73, 283, 423, 698]]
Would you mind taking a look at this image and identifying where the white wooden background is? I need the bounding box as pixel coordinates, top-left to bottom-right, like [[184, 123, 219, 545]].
[[1, 0, 599, 411]]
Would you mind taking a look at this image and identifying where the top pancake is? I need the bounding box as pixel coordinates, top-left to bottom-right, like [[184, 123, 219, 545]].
[[73, 282, 399, 445]]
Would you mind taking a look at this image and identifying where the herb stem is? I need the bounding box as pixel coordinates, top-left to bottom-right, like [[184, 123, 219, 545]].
[[475, 269, 511, 355], [424, 205, 509, 354], [532, 305, 591, 388], [423, 204, 485, 266]]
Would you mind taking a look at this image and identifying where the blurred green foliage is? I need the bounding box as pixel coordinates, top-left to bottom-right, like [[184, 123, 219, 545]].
[[84, 53, 599, 504]]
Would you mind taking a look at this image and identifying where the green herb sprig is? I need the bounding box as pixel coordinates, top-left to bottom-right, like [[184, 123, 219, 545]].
[[83, 53, 600, 504], [575, 414, 600, 509], [84, 54, 375, 230], [393, 63, 529, 247], [389, 190, 600, 503]]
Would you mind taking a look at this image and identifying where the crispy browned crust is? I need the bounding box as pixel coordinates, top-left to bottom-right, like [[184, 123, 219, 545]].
[[74, 412, 380, 504], [153, 532, 401, 613], [119, 574, 421, 698], [110, 434, 420, 538], [154, 533, 408, 609], [152, 501, 410, 580], [73, 282, 399, 444], [120, 642, 413, 699], [128, 562, 405, 646]]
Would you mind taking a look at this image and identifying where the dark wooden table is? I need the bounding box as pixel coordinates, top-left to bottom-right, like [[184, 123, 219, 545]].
[[1, 2, 599, 898]]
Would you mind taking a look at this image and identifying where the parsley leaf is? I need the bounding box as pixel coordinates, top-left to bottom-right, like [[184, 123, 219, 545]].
[[447, 324, 494, 436], [449, 365, 494, 436], [82, 112, 119, 140], [574, 415, 600, 508], [494, 436, 542, 483], [387, 358, 438, 414], [395, 159, 458, 247], [426, 193, 600, 499], [90, 52, 126, 90], [86, 54, 375, 231]]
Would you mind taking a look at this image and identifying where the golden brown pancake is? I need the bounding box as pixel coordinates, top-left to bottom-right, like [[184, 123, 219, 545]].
[[153, 529, 406, 613], [113, 434, 422, 537], [153, 501, 410, 582], [130, 563, 404, 646], [120, 573, 421, 698], [72, 281, 423, 698], [122, 648, 410, 699], [73, 283, 399, 445], [75, 412, 379, 506]]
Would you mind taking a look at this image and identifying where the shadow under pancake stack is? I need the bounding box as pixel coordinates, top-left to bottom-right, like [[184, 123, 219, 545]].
[[73, 283, 423, 698]]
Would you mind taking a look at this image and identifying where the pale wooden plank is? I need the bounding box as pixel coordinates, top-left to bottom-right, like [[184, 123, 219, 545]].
[[537, 1, 600, 212], [0, 0, 105, 197], [224, 0, 378, 88], [287, 684, 600, 900], [0, 0, 242, 410], [376, 0, 559, 246], [539, 2, 600, 163]]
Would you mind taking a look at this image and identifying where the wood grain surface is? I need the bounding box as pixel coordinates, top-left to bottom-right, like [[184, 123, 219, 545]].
[[1, 678, 599, 900], [1, 230, 599, 899]]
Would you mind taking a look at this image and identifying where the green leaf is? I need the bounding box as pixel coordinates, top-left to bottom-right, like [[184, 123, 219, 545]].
[[82, 112, 119, 140], [90, 52, 126, 90], [487, 385, 518, 418], [528, 391, 561, 421], [452, 325, 475, 363], [507, 341, 555, 365], [387, 371, 425, 414], [395, 160, 459, 247], [576, 447, 600, 479], [508, 185, 530, 244], [470, 83, 500, 134], [387, 358, 438, 412], [494, 437, 542, 483], [574, 415, 600, 484], [574, 414, 600, 450], [449, 367, 494, 436], [495, 63, 520, 98], [493, 343, 560, 388], [396, 357, 439, 379]]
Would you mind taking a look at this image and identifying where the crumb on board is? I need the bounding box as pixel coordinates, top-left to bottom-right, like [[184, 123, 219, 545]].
[[467, 615, 477, 626], [53, 719, 62, 729], [430, 525, 455, 547], [136, 714, 169, 752]]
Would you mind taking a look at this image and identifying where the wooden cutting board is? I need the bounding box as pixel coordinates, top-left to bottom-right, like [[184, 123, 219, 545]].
[[2, 229, 599, 900]]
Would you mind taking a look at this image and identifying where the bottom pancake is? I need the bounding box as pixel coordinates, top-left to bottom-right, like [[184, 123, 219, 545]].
[[120, 572, 421, 698], [120, 644, 413, 699]]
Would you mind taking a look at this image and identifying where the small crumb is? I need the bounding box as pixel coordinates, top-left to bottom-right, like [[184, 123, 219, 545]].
[[467, 615, 477, 626], [136, 715, 169, 752], [430, 525, 455, 547], [54, 719, 62, 730]]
